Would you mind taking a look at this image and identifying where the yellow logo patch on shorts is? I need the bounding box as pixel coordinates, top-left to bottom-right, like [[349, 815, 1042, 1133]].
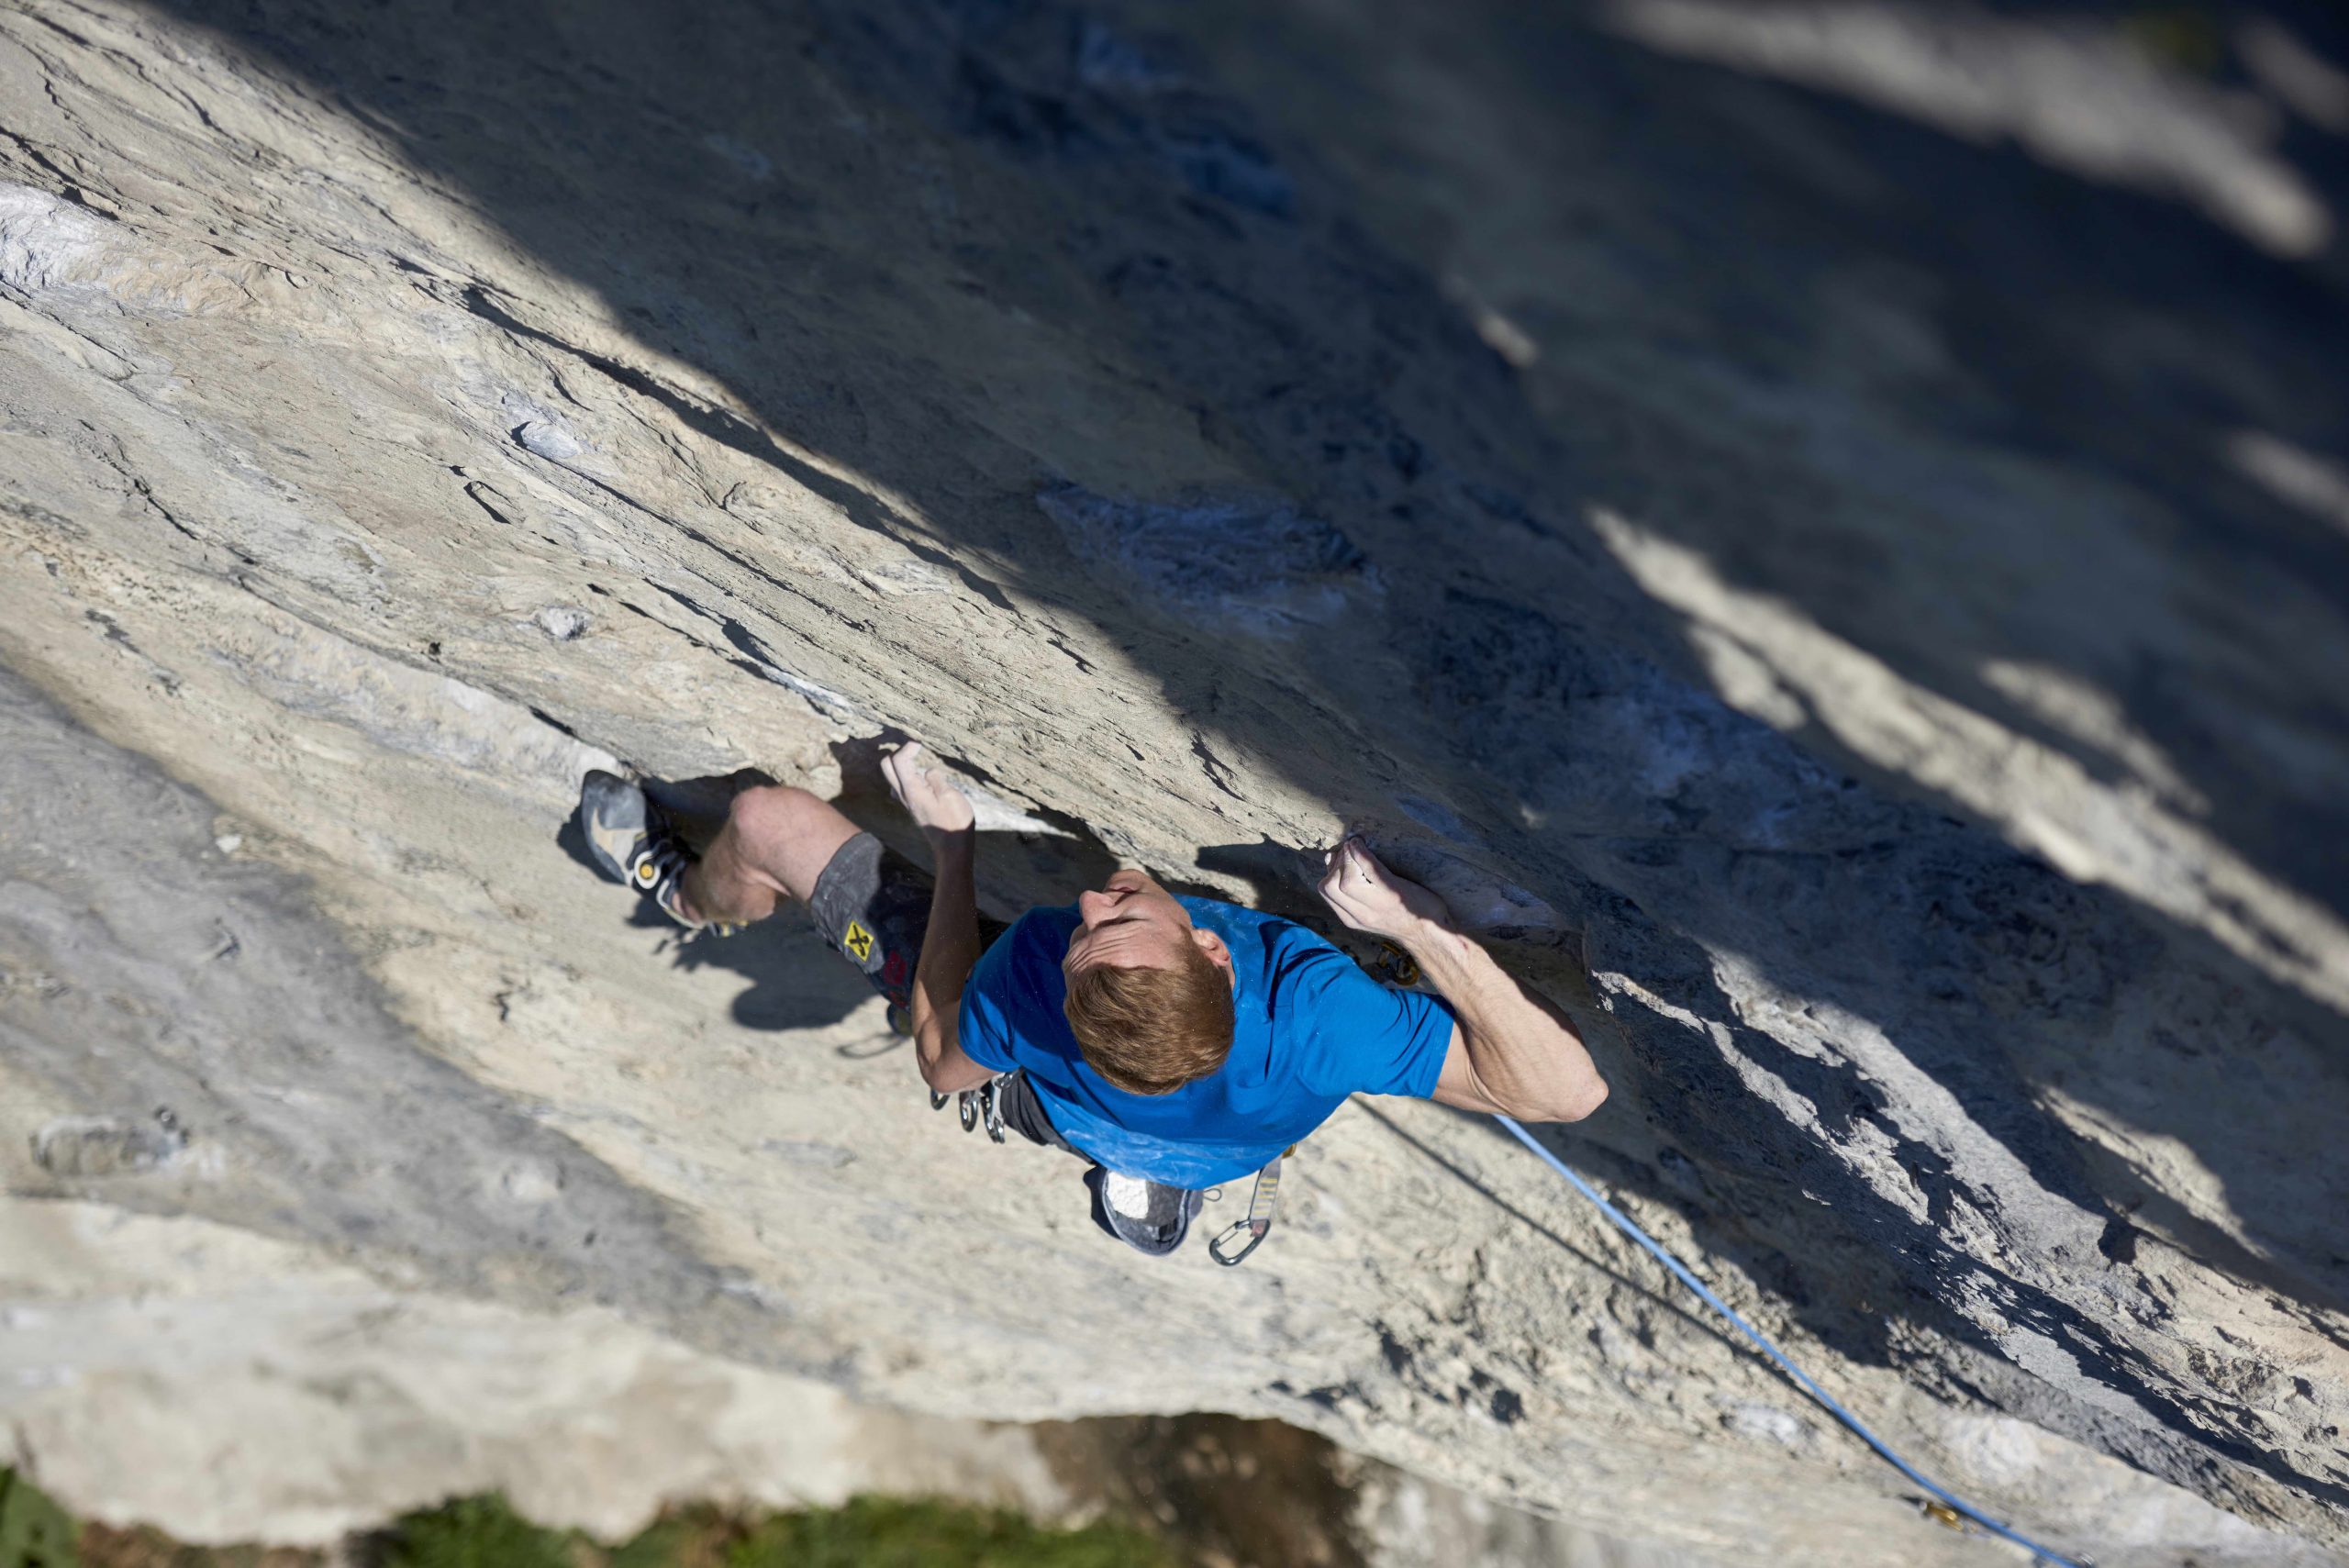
[[843, 920, 874, 962]]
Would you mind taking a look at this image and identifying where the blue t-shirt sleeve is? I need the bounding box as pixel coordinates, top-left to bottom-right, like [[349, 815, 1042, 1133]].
[[955, 923, 1022, 1073], [1285, 946, 1457, 1099]]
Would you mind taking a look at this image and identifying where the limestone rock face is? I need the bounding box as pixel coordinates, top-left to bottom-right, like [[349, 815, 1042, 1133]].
[[1, 1, 2345, 1564]]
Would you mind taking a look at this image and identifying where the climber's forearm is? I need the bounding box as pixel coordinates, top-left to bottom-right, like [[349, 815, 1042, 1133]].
[[910, 829, 990, 1094], [1403, 920, 1607, 1122]]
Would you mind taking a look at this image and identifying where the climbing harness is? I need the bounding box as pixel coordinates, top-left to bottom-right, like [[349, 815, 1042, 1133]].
[[1208, 1148, 1289, 1266], [1493, 1116, 2085, 1568]]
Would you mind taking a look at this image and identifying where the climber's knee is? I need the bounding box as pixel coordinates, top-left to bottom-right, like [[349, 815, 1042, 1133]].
[[726, 783, 813, 844], [725, 784, 862, 903]]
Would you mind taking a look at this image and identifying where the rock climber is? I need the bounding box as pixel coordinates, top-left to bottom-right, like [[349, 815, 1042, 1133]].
[[576, 744, 1606, 1255]]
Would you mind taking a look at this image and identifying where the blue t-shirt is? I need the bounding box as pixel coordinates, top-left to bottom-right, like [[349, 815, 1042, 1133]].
[[957, 896, 1457, 1187]]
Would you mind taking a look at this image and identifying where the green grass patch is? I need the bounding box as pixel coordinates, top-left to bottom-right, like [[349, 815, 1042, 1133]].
[[373, 1496, 579, 1568], [384, 1494, 1171, 1568], [1, 1478, 1172, 1568], [1, 1471, 79, 1568], [686, 1495, 1163, 1568]]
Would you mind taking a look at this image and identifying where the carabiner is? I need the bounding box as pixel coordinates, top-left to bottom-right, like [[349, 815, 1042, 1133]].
[[1209, 1218, 1271, 1266]]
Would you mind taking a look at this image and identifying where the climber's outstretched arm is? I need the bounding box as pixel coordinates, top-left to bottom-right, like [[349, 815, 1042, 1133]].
[[884, 745, 995, 1095], [1318, 837, 1607, 1124]]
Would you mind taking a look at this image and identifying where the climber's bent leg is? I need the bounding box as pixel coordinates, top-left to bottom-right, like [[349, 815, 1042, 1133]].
[[680, 784, 862, 926], [685, 784, 1011, 1016]]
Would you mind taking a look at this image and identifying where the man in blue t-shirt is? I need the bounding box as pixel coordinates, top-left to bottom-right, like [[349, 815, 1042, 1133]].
[[578, 742, 1608, 1257]]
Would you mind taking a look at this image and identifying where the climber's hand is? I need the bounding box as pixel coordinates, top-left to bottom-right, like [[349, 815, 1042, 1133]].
[[1317, 836, 1450, 943], [883, 741, 975, 841]]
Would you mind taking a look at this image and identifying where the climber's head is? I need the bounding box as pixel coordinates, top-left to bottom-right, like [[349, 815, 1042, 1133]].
[[1062, 868, 1235, 1095]]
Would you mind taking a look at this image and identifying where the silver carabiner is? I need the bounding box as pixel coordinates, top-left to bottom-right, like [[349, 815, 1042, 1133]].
[[1208, 1152, 1286, 1266], [1209, 1217, 1271, 1266]]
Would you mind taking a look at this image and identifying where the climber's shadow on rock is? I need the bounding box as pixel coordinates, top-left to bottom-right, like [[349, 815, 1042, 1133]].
[[1190, 839, 1335, 927]]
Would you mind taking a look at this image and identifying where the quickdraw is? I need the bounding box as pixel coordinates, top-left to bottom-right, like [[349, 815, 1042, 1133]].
[[1208, 1148, 1290, 1266]]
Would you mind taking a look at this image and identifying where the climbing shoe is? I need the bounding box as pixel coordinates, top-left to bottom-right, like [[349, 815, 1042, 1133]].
[[576, 770, 730, 934], [1085, 1168, 1204, 1258]]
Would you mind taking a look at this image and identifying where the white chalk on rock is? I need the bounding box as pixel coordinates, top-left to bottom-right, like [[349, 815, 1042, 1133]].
[[535, 606, 589, 640], [0, 183, 113, 295], [514, 419, 584, 462]]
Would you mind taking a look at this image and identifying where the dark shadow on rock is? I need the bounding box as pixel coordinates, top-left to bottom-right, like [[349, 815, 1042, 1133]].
[[1192, 837, 1330, 925], [1172, 0, 2349, 929], [1481, 891, 2349, 1515], [551, 809, 606, 881], [641, 768, 778, 844], [618, 898, 877, 1038]]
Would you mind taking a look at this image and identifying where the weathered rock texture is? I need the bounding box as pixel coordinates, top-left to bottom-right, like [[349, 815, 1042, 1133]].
[[2, 0, 2345, 1563]]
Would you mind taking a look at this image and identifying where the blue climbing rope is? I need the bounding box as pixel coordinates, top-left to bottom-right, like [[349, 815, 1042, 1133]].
[[1494, 1116, 2084, 1568]]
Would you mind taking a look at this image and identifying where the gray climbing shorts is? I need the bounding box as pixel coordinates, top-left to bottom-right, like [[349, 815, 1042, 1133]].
[[807, 831, 1011, 1018], [807, 832, 934, 1015]]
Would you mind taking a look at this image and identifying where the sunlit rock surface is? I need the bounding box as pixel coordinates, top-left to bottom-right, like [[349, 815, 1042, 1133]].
[[2, 2, 2345, 1563]]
